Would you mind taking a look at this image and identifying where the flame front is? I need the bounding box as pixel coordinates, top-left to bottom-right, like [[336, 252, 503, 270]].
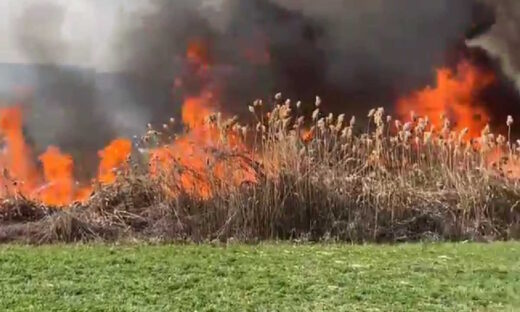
[[151, 91, 257, 200], [37, 146, 74, 206], [0, 106, 38, 196], [397, 61, 494, 138], [0, 106, 131, 206], [0, 48, 517, 207], [98, 139, 132, 185]]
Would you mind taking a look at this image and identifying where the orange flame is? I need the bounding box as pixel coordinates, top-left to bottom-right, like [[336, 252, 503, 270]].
[[182, 92, 215, 129], [37, 146, 74, 206], [0, 106, 132, 206], [397, 61, 494, 138], [98, 138, 132, 184], [149, 37, 258, 199], [0, 106, 38, 195], [151, 91, 257, 199]]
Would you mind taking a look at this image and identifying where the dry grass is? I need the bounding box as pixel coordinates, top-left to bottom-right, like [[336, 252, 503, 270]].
[[1, 94, 520, 243]]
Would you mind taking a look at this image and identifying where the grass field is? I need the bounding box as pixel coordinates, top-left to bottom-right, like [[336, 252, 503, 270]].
[[0, 243, 519, 311]]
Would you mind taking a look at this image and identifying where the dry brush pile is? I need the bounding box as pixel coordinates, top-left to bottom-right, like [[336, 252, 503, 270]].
[[1, 94, 520, 244]]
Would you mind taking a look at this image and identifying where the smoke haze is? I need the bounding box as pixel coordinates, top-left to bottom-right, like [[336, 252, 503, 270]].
[[469, 0, 520, 91]]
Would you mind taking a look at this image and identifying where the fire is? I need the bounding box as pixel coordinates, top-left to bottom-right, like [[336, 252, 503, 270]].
[[182, 92, 215, 129], [397, 61, 494, 138], [0, 106, 132, 206], [37, 146, 74, 206], [151, 92, 257, 199], [148, 38, 258, 199], [98, 139, 132, 184], [0, 106, 38, 196], [3, 39, 515, 207], [0, 36, 256, 205]]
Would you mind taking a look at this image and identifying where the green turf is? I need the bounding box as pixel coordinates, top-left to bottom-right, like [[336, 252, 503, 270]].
[[0, 242, 518, 311]]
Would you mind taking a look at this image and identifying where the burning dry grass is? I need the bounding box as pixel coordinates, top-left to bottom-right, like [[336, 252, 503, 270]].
[[1, 93, 520, 244]]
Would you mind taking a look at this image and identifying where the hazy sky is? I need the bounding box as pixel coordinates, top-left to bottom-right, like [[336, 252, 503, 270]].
[[0, 0, 151, 71]]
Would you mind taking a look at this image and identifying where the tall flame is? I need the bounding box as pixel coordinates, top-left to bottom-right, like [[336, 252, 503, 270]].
[[37, 146, 74, 206], [0, 106, 38, 195], [149, 38, 257, 199], [98, 139, 132, 184], [397, 61, 494, 138], [0, 106, 131, 206]]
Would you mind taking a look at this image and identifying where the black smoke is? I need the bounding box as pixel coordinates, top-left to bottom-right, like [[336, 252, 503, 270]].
[[117, 0, 483, 118]]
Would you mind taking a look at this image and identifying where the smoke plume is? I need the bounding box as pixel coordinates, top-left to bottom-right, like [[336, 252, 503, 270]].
[[468, 0, 520, 92], [117, 0, 482, 119]]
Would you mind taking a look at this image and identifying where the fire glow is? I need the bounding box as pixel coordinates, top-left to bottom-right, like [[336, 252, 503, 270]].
[[0, 106, 131, 206], [397, 61, 494, 138], [0, 36, 517, 206]]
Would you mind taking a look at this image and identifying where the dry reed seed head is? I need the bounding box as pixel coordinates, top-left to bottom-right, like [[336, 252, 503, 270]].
[[297, 116, 305, 126], [253, 99, 263, 107], [424, 131, 432, 144], [162, 124, 168, 130], [326, 113, 334, 125], [481, 124, 490, 136], [403, 122, 412, 132], [367, 108, 376, 118], [248, 105, 255, 113], [296, 101, 302, 109], [417, 118, 426, 128], [395, 120, 402, 130], [497, 134, 507, 146], [317, 118, 326, 130], [458, 128, 469, 143], [275, 92, 282, 101], [282, 117, 292, 130], [315, 96, 322, 107], [350, 116, 356, 127], [404, 131, 412, 142], [386, 115, 392, 123], [448, 131, 456, 142], [443, 118, 451, 129], [285, 99, 291, 106], [281, 107, 292, 119], [341, 127, 348, 138], [147, 123, 153, 130], [507, 115, 514, 127], [312, 108, 320, 121], [337, 114, 345, 126]]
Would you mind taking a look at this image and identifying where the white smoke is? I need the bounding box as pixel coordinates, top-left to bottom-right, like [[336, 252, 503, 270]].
[[468, 0, 520, 92]]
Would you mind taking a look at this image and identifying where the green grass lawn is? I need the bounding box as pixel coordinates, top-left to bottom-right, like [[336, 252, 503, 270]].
[[0, 243, 518, 311]]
